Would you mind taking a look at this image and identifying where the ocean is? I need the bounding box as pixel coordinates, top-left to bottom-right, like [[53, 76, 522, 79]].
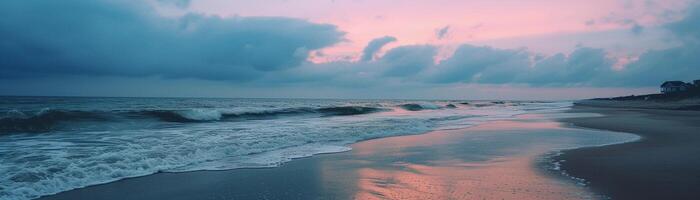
[[0, 97, 634, 200]]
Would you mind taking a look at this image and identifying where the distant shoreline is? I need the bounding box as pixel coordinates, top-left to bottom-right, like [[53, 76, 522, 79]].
[[575, 99, 700, 110], [554, 104, 700, 199], [583, 84, 700, 110]]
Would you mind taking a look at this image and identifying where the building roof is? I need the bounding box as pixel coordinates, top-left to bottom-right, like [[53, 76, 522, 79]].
[[661, 81, 686, 87]]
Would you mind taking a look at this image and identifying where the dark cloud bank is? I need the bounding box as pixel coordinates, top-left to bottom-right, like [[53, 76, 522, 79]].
[[1, 0, 699, 93], [0, 0, 344, 81], [360, 36, 396, 61]]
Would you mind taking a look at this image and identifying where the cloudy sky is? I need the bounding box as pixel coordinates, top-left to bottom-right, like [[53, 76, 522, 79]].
[[1, 0, 699, 100]]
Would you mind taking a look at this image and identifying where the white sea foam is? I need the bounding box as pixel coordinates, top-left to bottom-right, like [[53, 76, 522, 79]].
[[540, 129, 641, 188]]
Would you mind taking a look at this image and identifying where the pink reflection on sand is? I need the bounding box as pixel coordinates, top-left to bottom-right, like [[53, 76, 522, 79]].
[[345, 120, 593, 200], [353, 155, 590, 200]]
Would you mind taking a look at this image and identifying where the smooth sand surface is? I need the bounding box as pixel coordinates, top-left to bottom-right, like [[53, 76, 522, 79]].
[[576, 99, 700, 110], [556, 105, 700, 200], [39, 117, 602, 200]]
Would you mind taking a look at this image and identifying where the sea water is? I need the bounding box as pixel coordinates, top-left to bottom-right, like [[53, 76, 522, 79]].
[[0, 97, 625, 200]]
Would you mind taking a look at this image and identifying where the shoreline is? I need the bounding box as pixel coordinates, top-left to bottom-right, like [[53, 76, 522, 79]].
[[554, 105, 700, 199], [37, 112, 632, 200]]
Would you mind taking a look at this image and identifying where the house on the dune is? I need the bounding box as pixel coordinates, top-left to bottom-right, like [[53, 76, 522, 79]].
[[660, 81, 690, 93]]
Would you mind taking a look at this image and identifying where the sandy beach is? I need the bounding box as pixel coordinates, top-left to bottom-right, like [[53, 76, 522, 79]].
[[38, 112, 638, 200], [555, 104, 700, 199]]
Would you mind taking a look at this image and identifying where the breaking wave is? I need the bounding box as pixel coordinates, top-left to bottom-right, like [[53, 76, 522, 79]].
[[0, 98, 576, 200], [0, 106, 387, 133], [316, 106, 385, 116], [0, 109, 110, 133], [136, 110, 223, 122], [399, 103, 442, 111]]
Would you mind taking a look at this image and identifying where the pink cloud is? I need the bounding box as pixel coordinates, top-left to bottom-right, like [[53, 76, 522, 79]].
[[188, 0, 688, 58]]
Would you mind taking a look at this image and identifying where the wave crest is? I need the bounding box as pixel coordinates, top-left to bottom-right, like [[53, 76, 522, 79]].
[[0, 106, 387, 133], [0, 109, 109, 133], [138, 110, 222, 122], [399, 103, 441, 111], [316, 106, 384, 116]]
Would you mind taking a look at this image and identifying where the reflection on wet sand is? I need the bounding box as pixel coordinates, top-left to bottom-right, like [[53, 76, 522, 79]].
[[352, 154, 588, 200], [323, 119, 598, 200]]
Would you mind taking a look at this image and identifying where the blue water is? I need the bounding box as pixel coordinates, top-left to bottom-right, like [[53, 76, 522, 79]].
[[0, 97, 610, 200]]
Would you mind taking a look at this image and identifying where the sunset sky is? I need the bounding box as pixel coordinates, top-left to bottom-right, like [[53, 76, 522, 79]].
[[2, 0, 700, 99]]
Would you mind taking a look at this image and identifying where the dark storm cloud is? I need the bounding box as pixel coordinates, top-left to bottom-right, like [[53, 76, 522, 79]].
[[619, 46, 700, 86], [0, 0, 344, 81], [426, 45, 529, 83], [275, 44, 619, 87], [666, 4, 700, 41], [523, 47, 614, 85], [360, 36, 397, 61], [2, 0, 699, 95], [419, 45, 616, 86], [379, 45, 436, 77], [618, 3, 700, 86], [261, 45, 437, 86]]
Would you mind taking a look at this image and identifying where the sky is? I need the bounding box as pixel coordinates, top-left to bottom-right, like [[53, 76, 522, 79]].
[[1, 0, 700, 100]]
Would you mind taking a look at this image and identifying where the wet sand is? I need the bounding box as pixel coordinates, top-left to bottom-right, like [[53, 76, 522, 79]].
[[556, 105, 700, 200], [39, 115, 629, 200]]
